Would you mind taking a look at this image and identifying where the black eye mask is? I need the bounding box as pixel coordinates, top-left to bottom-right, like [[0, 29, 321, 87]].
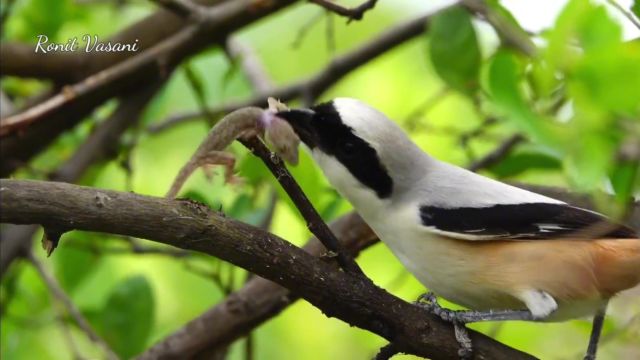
[[279, 101, 393, 199]]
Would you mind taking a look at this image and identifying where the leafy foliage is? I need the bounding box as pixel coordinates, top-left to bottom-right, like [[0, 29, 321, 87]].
[[1, 1, 639, 360], [97, 276, 154, 358], [428, 7, 481, 95]]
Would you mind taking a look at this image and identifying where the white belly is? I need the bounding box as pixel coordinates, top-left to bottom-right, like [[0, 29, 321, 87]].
[[365, 205, 493, 309]]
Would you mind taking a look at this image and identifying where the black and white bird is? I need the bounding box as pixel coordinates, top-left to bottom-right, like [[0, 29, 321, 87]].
[[276, 98, 640, 359]]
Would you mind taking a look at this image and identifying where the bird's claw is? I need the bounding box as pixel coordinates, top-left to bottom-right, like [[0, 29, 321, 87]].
[[416, 292, 460, 323], [416, 292, 473, 359]]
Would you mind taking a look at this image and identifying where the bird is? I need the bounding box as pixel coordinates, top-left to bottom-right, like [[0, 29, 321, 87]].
[[275, 98, 640, 359]]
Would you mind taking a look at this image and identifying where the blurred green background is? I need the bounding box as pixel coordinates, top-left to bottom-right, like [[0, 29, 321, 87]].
[[1, 0, 639, 359]]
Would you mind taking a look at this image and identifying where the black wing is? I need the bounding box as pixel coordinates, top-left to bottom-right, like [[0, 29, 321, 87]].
[[419, 203, 637, 239]]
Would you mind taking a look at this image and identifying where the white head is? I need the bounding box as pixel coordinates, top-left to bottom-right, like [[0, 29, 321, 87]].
[[277, 98, 431, 207]]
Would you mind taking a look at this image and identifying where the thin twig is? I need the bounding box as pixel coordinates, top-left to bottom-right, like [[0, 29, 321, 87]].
[[606, 0, 640, 30], [225, 38, 273, 94], [148, 10, 440, 133], [27, 252, 119, 360], [1, 0, 296, 177], [467, 134, 525, 172], [292, 11, 325, 48], [462, 0, 537, 57], [325, 10, 337, 55], [0, 25, 198, 137], [404, 87, 451, 130], [239, 136, 364, 275], [309, 0, 379, 22], [258, 191, 279, 230], [1, 82, 163, 276], [56, 312, 84, 360]]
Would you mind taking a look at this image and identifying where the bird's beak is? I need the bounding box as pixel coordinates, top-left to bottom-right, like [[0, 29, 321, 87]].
[[275, 108, 318, 148]]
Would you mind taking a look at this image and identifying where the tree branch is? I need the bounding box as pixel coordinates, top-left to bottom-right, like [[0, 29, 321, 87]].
[[308, 0, 379, 21], [0, 0, 298, 177], [0, 25, 197, 137], [0, 0, 223, 82], [462, 0, 537, 56], [27, 252, 118, 359], [224, 38, 274, 94], [467, 134, 525, 172], [139, 212, 376, 359], [0, 82, 164, 276], [148, 10, 438, 133], [0, 179, 534, 360], [150, 0, 207, 18], [606, 0, 640, 30], [240, 136, 363, 274]]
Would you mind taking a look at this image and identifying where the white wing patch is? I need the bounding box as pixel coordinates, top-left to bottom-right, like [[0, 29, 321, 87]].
[[536, 223, 570, 233], [422, 226, 523, 241]]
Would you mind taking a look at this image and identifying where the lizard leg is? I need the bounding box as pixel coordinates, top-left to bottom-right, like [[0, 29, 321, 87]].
[[200, 151, 243, 185]]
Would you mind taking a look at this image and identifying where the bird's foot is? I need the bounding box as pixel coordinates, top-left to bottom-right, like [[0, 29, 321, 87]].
[[417, 293, 535, 323], [415, 293, 473, 359], [416, 292, 537, 359]]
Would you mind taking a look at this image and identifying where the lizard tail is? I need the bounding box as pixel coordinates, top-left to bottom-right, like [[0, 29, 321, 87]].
[[165, 160, 198, 199]]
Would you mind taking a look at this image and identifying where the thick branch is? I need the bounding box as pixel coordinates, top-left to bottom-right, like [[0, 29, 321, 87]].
[[0, 42, 84, 83], [0, 0, 223, 82], [0, 82, 163, 276], [0, 28, 190, 137], [0, 179, 533, 360], [0, 0, 297, 176], [139, 212, 376, 359]]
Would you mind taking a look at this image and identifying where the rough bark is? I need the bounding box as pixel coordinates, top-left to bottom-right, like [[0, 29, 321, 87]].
[[0, 179, 534, 360]]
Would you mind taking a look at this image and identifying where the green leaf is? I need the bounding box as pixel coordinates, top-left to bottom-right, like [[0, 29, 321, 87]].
[[632, 0, 640, 19], [100, 276, 154, 359], [284, 151, 323, 202], [487, 152, 561, 178], [8, 0, 73, 41], [227, 193, 273, 226], [565, 132, 616, 192], [610, 161, 639, 205], [428, 7, 481, 95], [237, 154, 270, 187], [319, 195, 344, 220], [53, 235, 101, 293], [488, 50, 558, 146]]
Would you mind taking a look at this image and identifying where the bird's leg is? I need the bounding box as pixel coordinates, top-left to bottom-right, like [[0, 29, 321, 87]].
[[416, 292, 537, 359], [584, 302, 608, 360], [415, 293, 473, 359], [416, 292, 536, 323]]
